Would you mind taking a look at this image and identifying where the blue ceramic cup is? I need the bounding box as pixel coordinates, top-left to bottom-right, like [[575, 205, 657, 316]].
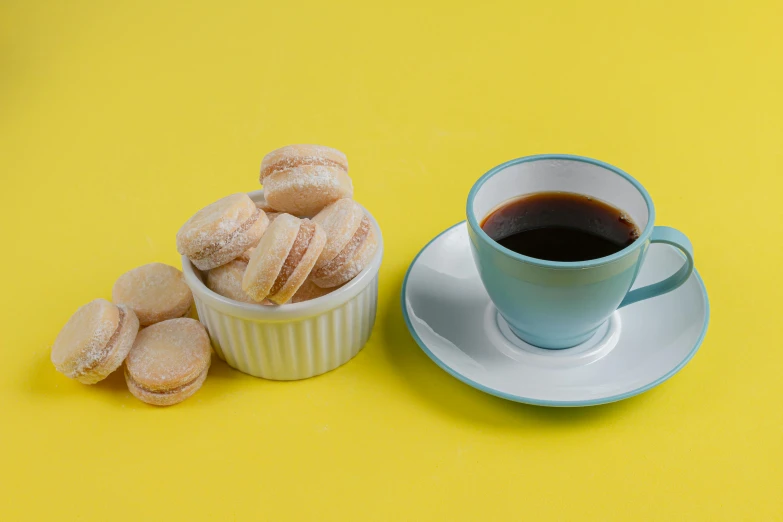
[[467, 154, 694, 349]]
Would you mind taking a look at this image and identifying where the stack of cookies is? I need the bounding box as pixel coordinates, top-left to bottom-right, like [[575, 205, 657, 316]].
[[178, 144, 378, 306], [51, 144, 378, 406], [51, 263, 210, 406]]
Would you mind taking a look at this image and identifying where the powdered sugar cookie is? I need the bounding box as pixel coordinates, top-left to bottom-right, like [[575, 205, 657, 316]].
[[206, 259, 275, 305], [260, 145, 353, 216], [311, 199, 378, 288], [124, 318, 211, 406], [206, 259, 255, 304], [312, 199, 365, 265], [112, 263, 193, 326], [236, 247, 255, 264], [51, 299, 140, 384], [255, 195, 276, 213], [291, 278, 338, 303], [242, 214, 326, 304], [260, 144, 348, 180], [177, 193, 269, 270]]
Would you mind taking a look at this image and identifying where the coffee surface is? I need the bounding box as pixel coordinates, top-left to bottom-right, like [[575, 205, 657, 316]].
[[480, 192, 640, 262]]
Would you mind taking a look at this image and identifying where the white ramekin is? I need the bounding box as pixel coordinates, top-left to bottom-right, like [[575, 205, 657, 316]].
[[181, 190, 383, 380]]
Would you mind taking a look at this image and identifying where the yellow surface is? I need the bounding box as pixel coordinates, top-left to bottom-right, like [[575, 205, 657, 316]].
[[2, 1, 781, 520]]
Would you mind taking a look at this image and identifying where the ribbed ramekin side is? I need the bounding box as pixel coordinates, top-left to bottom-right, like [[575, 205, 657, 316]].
[[195, 273, 379, 380]]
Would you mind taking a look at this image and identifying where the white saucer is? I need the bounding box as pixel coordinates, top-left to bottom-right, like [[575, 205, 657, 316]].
[[401, 222, 709, 407]]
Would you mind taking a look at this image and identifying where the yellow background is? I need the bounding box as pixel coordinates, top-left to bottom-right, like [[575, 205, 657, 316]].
[[2, 1, 781, 520]]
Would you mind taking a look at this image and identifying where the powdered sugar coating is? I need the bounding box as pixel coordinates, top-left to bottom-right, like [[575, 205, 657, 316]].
[[312, 217, 377, 288], [264, 166, 353, 216], [126, 364, 208, 406], [176, 193, 258, 257], [112, 263, 193, 326], [242, 213, 300, 301], [125, 318, 211, 395], [52, 299, 118, 382], [206, 259, 274, 305], [312, 198, 365, 268], [269, 219, 326, 304], [312, 216, 369, 279], [206, 260, 255, 304], [268, 221, 312, 296], [236, 247, 255, 264], [88, 305, 140, 384], [260, 144, 348, 181], [189, 209, 269, 271], [333, 223, 378, 285]]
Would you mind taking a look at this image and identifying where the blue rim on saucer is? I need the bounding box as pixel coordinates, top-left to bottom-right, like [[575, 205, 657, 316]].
[[401, 222, 710, 407]]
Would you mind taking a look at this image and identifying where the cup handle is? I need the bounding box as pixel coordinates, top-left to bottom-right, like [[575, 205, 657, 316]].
[[618, 226, 694, 308]]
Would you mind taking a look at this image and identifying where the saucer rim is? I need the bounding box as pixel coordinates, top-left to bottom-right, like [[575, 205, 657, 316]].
[[401, 221, 711, 408]]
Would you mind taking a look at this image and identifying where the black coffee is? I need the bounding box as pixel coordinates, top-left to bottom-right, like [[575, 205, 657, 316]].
[[480, 192, 640, 262]]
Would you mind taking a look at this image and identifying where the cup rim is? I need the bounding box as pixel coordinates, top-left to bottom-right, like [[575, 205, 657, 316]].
[[181, 190, 383, 321], [466, 154, 656, 269]]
